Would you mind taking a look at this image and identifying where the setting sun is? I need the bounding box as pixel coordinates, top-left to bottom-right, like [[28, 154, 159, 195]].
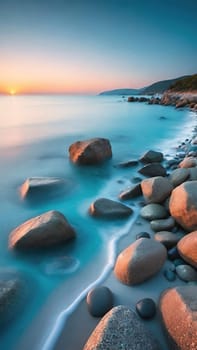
[[9, 89, 16, 95]]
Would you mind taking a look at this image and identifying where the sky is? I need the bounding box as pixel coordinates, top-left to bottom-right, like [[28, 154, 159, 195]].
[[0, 0, 197, 94]]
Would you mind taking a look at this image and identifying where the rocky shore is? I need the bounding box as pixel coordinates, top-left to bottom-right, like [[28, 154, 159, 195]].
[[1, 104, 197, 350], [128, 91, 197, 111]]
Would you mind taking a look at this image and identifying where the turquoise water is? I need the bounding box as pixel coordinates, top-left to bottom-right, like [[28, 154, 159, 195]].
[[0, 95, 196, 349]]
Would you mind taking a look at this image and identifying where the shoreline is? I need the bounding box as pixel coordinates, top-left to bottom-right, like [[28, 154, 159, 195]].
[[41, 109, 196, 349]]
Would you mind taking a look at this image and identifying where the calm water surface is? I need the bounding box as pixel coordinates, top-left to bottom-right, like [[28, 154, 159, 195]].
[[0, 95, 196, 349]]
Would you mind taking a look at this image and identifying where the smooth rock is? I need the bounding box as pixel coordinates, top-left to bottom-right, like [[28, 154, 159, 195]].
[[141, 176, 173, 203], [86, 286, 113, 317], [89, 198, 133, 219], [20, 177, 67, 200], [140, 203, 168, 221], [169, 181, 197, 231], [177, 231, 197, 268], [163, 269, 176, 281], [154, 231, 183, 249], [138, 163, 166, 177], [119, 184, 142, 200], [150, 217, 175, 232], [160, 286, 197, 350], [140, 150, 164, 164], [69, 137, 112, 165], [176, 264, 197, 282], [189, 167, 197, 180], [83, 305, 161, 350], [169, 168, 190, 187], [136, 298, 156, 319], [9, 210, 76, 250], [179, 157, 197, 168], [114, 238, 167, 285]]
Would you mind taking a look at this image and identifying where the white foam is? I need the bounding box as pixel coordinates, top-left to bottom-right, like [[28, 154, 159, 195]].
[[41, 211, 139, 350]]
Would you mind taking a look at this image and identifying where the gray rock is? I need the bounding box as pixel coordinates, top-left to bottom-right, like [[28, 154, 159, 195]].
[[189, 167, 197, 180], [169, 168, 190, 187], [20, 177, 68, 201], [69, 137, 112, 165], [115, 160, 138, 168], [114, 238, 167, 285], [83, 305, 161, 350], [163, 269, 176, 281], [141, 176, 173, 203], [138, 163, 166, 177], [89, 198, 133, 219], [176, 265, 197, 282], [9, 210, 76, 250], [140, 150, 164, 164], [160, 286, 197, 350], [119, 184, 142, 200], [86, 286, 113, 317], [154, 231, 183, 248], [169, 181, 197, 231], [140, 203, 168, 221], [177, 231, 197, 268], [150, 217, 175, 232], [136, 298, 156, 319]]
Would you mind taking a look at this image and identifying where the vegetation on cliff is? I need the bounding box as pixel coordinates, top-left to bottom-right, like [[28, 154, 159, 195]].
[[169, 74, 197, 92]]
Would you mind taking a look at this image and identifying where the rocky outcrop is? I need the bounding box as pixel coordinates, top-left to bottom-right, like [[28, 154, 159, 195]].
[[89, 198, 133, 218], [159, 286, 197, 350], [169, 181, 197, 231], [140, 150, 164, 164], [177, 231, 197, 268], [83, 305, 161, 350], [114, 238, 167, 285], [9, 210, 76, 250], [69, 138, 112, 165], [141, 176, 173, 203], [86, 286, 113, 317]]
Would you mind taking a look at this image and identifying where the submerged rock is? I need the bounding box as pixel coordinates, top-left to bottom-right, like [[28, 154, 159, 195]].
[[9, 210, 76, 250], [89, 198, 133, 218], [114, 238, 167, 285], [69, 137, 112, 165], [159, 286, 197, 350], [20, 177, 68, 200], [83, 305, 161, 350]]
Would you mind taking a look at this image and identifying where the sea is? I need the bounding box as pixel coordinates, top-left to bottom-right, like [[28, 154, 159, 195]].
[[0, 94, 196, 350]]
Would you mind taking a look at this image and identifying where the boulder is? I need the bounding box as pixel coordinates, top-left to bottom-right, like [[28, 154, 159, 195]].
[[177, 231, 197, 268], [141, 176, 173, 203], [89, 198, 133, 219], [140, 150, 164, 164], [169, 181, 197, 231], [119, 184, 142, 200], [20, 177, 67, 200], [169, 168, 190, 187], [9, 210, 76, 250], [138, 163, 166, 177], [83, 305, 161, 350], [114, 238, 167, 285], [154, 231, 184, 249], [140, 203, 168, 221], [86, 286, 113, 317], [69, 138, 112, 165], [150, 217, 175, 232], [179, 157, 197, 168], [160, 286, 197, 350]]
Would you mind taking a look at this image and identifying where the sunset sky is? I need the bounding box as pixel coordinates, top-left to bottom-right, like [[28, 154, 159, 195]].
[[1, 0, 197, 95]]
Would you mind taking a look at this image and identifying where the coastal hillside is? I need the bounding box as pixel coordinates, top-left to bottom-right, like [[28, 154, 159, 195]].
[[168, 74, 197, 92], [99, 88, 143, 96], [100, 75, 190, 96]]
